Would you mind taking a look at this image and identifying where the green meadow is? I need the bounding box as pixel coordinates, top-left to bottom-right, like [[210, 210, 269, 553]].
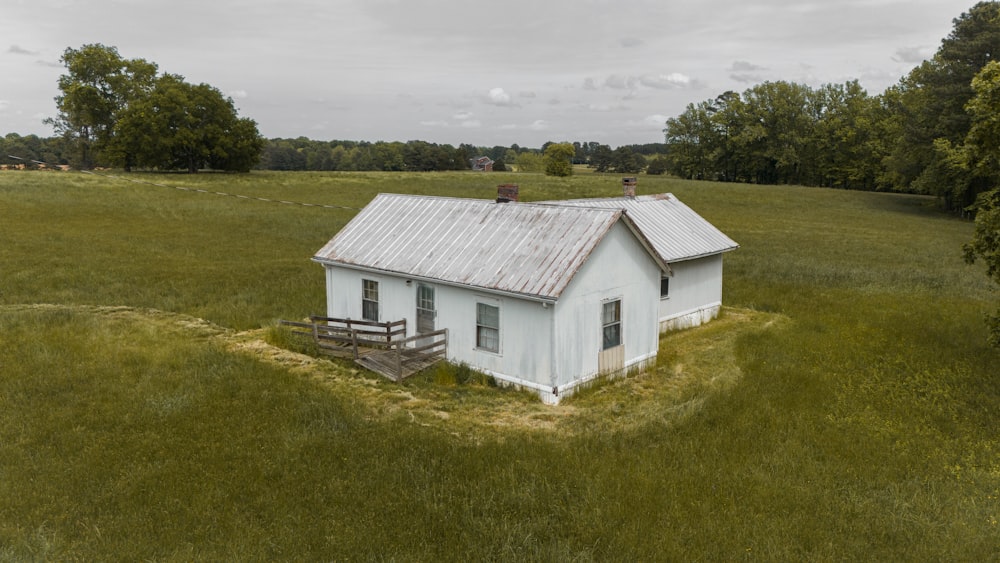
[[1, 169, 998, 560]]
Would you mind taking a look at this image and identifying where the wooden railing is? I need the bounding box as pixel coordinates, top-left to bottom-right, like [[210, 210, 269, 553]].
[[357, 328, 449, 382], [280, 316, 406, 359], [280, 316, 448, 381]]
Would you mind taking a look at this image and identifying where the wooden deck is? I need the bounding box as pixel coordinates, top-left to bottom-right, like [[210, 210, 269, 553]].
[[280, 317, 447, 382], [355, 329, 448, 381]]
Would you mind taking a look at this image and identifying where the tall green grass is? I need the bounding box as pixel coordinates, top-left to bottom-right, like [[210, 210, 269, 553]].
[[1, 170, 998, 560]]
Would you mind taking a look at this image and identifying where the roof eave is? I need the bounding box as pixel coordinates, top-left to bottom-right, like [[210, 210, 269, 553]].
[[312, 257, 560, 304]]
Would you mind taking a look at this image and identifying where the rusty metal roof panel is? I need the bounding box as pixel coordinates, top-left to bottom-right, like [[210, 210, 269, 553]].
[[313, 194, 626, 300], [542, 194, 739, 263]]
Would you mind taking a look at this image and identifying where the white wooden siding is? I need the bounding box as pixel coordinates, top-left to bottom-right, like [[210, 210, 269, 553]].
[[325, 265, 556, 389], [659, 254, 724, 330], [551, 221, 661, 390]]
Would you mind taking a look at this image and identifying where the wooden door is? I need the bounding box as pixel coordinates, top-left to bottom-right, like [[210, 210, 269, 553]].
[[416, 284, 435, 334], [599, 299, 624, 374]]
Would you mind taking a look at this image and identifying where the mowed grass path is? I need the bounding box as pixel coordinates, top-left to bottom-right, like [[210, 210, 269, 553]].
[[1, 170, 998, 560]]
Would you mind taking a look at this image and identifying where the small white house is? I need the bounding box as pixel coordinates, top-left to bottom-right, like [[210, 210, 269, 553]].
[[312, 190, 737, 404]]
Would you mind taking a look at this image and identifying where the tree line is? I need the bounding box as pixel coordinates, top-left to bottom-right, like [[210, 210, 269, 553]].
[[256, 138, 666, 174], [662, 1, 1000, 213], [1, 131, 665, 175]]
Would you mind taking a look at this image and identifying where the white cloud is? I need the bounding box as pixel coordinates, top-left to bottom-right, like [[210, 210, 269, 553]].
[[0, 100, 9, 110], [529, 120, 549, 131], [420, 120, 449, 127], [639, 73, 694, 89], [619, 37, 644, 48], [228, 89, 249, 99], [460, 120, 481, 128], [485, 87, 516, 107], [453, 111, 474, 120], [586, 103, 627, 112]]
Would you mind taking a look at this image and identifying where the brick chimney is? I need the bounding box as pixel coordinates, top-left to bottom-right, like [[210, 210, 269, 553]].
[[622, 177, 637, 198], [497, 183, 519, 203]]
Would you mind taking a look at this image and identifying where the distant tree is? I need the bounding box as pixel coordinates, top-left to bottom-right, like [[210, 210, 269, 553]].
[[260, 139, 306, 170], [377, 141, 406, 171], [808, 80, 882, 189], [543, 142, 575, 176], [328, 144, 347, 170], [493, 159, 507, 172], [589, 144, 614, 172], [515, 151, 544, 173], [610, 146, 644, 173], [47, 43, 158, 169], [645, 155, 670, 175], [663, 101, 717, 179]]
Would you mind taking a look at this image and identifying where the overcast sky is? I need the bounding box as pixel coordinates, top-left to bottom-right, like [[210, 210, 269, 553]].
[[0, 0, 978, 148]]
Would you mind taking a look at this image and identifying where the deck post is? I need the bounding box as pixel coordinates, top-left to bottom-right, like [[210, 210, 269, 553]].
[[351, 329, 359, 359], [395, 341, 403, 382]]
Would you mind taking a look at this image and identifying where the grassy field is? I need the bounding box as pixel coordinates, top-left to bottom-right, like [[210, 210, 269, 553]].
[[1, 169, 998, 560]]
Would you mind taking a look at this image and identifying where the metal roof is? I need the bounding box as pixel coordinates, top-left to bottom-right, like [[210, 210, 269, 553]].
[[541, 194, 739, 263], [313, 194, 663, 301]]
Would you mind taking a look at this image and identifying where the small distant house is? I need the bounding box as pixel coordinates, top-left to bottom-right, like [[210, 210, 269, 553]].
[[312, 183, 737, 403], [470, 156, 494, 171]]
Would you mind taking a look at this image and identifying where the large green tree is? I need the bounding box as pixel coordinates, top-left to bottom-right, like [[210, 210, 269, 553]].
[[50, 44, 262, 172], [958, 61, 1000, 344], [664, 81, 879, 186], [964, 188, 1000, 346], [663, 101, 718, 180], [888, 1, 1000, 207], [47, 44, 158, 169], [110, 74, 263, 173], [543, 143, 574, 176]]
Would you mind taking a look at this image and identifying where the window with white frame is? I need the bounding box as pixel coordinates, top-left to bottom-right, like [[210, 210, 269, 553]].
[[362, 279, 379, 321], [476, 302, 500, 353], [602, 299, 622, 350], [660, 276, 670, 299]]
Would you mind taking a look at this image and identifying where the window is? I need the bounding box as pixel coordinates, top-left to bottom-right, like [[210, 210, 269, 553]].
[[362, 279, 379, 321], [602, 299, 622, 350], [476, 302, 500, 353], [416, 284, 435, 334], [660, 276, 670, 298]]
